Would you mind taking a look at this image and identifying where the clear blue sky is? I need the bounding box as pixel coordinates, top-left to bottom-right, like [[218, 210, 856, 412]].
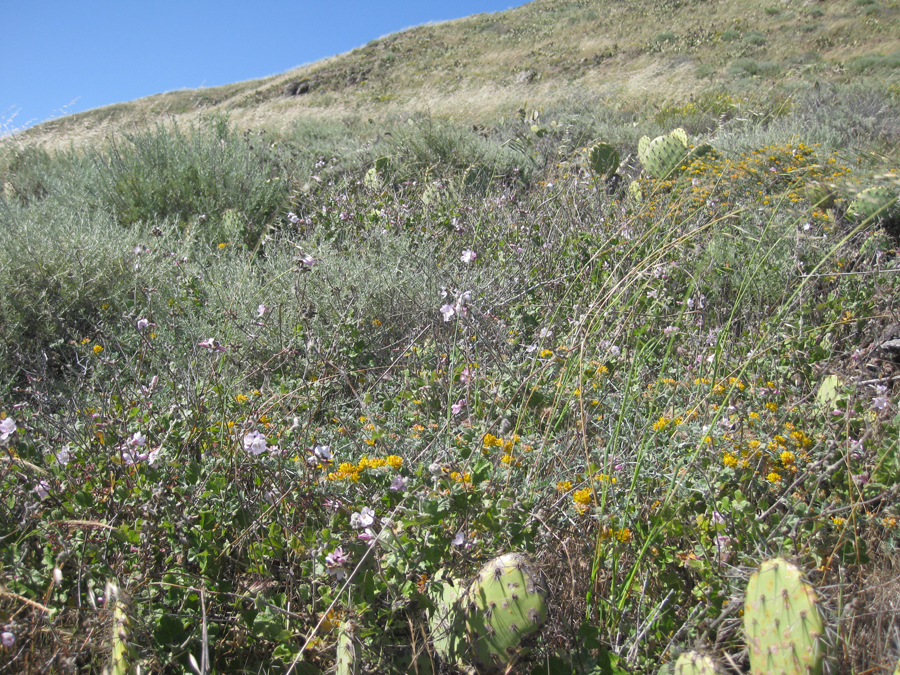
[[1, 1, 530, 132]]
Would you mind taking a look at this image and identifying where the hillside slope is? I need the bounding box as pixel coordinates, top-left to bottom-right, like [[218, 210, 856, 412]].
[[14, 0, 900, 149]]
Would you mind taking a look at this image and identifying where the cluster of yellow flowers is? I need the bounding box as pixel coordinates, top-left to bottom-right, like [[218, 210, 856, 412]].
[[652, 415, 686, 431], [598, 526, 633, 543], [449, 471, 472, 485], [592, 473, 617, 484], [572, 487, 593, 509], [482, 433, 520, 453], [327, 454, 403, 482]]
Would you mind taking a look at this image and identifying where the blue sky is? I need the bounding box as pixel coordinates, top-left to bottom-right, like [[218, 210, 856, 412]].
[[1, 1, 529, 132]]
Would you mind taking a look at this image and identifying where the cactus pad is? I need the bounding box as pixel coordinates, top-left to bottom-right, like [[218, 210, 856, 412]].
[[803, 182, 835, 210], [463, 552, 549, 674], [673, 651, 718, 675], [687, 143, 714, 162], [638, 136, 652, 162], [847, 186, 898, 224], [588, 142, 620, 178], [670, 128, 689, 148], [744, 558, 824, 675], [106, 581, 136, 675], [426, 572, 468, 667], [641, 132, 690, 179], [336, 621, 360, 675]]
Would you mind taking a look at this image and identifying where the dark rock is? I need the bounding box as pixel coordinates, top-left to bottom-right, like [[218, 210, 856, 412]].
[[284, 80, 310, 97], [515, 70, 535, 84]]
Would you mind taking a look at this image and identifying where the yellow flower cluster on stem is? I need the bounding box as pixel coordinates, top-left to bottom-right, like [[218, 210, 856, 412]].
[[327, 454, 404, 481]]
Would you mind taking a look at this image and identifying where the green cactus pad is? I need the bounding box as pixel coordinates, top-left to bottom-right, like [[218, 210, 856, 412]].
[[673, 650, 718, 675], [106, 581, 136, 675], [638, 136, 652, 163], [364, 156, 392, 189], [803, 182, 835, 209], [463, 552, 549, 674], [336, 621, 360, 675], [641, 133, 691, 179], [847, 186, 898, 224], [687, 143, 714, 163], [464, 163, 492, 192], [628, 180, 643, 202], [670, 128, 689, 148], [588, 142, 620, 178], [426, 571, 468, 667], [744, 558, 824, 675]]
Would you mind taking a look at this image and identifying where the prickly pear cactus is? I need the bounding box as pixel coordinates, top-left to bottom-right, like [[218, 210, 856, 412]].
[[638, 135, 652, 163], [847, 186, 898, 224], [464, 164, 492, 193], [364, 156, 391, 189], [670, 127, 689, 148], [673, 650, 718, 675], [588, 142, 620, 178], [640, 132, 690, 179], [426, 569, 468, 668], [628, 180, 643, 202], [463, 552, 549, 674], [336, 620, 360, 675], [687, 143, 714, 162], [744, 558, 824, 675], [104, 581, 135, 675], [803, 182, 835, 209]]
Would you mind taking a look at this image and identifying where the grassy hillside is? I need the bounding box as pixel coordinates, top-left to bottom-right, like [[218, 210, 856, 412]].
[[10, 0, 900, 149], [2, 1, 900, 674]]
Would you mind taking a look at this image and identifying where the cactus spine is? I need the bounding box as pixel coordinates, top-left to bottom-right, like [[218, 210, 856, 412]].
[[744, 558, 824, 675], [673, 650, 718, 675]]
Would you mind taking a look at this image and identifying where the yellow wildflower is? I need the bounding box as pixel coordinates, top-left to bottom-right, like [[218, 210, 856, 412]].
[[572, 488, 593, 507]]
